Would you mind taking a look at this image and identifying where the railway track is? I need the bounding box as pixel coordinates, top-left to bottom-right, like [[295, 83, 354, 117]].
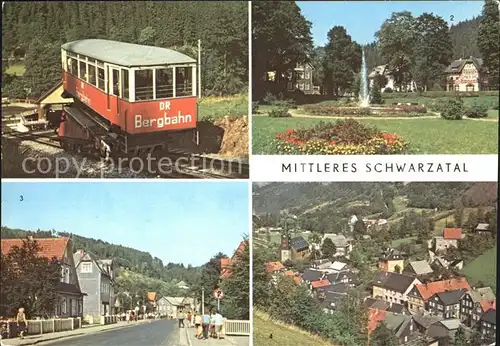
[[3, 129, 249, 179]]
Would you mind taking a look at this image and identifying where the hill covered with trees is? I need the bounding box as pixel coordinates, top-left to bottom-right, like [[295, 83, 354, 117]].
[[2, 2, 248, 98]]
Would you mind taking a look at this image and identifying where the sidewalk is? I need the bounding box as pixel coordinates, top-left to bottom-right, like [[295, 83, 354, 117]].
[[184, 327, 249, 346], [1, 320, 152, 346]]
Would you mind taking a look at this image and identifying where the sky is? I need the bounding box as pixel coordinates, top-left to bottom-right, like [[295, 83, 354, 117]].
[[1, 182, 249, 267], [297, 1, 484, 46]]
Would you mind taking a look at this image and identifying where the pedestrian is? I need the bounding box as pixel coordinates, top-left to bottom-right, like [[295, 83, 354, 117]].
[[194, 313, 202, 338], [214, 310, 224, 339], [202, 310, 210, 340], [16, 308, 27, 340], [209, 311, 216, 338], [187, 311, 192, 328], [178, 310, 185, 328]]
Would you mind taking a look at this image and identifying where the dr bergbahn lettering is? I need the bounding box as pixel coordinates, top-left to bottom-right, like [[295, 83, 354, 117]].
[[134, 101, 192, 129]]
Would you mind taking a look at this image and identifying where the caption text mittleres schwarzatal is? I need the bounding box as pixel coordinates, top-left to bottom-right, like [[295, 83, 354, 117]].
[[282, 162, 469, 173]]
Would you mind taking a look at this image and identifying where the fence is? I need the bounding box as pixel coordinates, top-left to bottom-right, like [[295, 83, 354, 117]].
[[2, 318, 82, 338], [84, 315, 118, 325], [224, 319, 250, 336]]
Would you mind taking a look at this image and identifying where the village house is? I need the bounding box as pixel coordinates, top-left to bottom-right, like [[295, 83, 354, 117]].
[[431, 228, 464, 253], [265, 261, 285, 275], [431, 255, 464, 271], [286, 63, 317, 95], [301, 268, 325, 285], [460, 287, 496, 327], [475, 223, 492, 236], [444, 57, 488, 92], [146, 292, 158, 313], [290, 236, 310, 260], [176, 281, 189, 290], [321, 234, 352, 257], [368, 308, 417, 344], [403, 260, 434, 277], [157, 297, 185, 318], [427, 288, 467, 319], [318, 290, 346, 314], [378, 248, 406, 273], [412, 313, 444, 346], [372, 272, 421, 305], [1, 237, 85, 318], [73, 249, 115, 317], [426, 319, 462, 345], [368, 64, 417, 92], [365, 297, 408, 315], [311, 259, 333, 270], [479, 309, 496, 341], [407, 277, 471, 314], [220, 240, 248, 279]]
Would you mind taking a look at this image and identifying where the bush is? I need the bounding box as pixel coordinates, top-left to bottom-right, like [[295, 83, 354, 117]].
[[383, 87, 393, 93], [441, 97, 464, 120], [302, 105, 372, 116], [271, 99, 297, 109], [252, 102, 259, 114], [370, 86, 383, 105], [262, 92, 277, 105], [463, 103, 488, 118], [268, 107, 291, 118]]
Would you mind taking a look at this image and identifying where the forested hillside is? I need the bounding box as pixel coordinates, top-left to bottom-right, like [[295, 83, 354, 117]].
[[0, 226, 202, 286], [253, 183, 497, 234], [1, 1, 248, 98]]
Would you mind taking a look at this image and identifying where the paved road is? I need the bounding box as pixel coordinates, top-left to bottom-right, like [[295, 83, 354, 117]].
[[44, 320, 183, 346]]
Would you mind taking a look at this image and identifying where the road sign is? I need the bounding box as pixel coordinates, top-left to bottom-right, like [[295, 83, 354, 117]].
[[213, 288, 224, 300]]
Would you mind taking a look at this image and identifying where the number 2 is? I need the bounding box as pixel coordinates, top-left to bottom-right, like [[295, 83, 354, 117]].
[[450, 15, 454, 21]]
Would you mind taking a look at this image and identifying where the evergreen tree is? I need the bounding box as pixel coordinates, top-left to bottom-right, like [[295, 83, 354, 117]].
[[321, 238, 337, 259], [478, 0, 500, 89]]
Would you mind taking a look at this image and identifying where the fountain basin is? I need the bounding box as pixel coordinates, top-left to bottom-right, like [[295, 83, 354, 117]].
[[301, 104, 428, 116]]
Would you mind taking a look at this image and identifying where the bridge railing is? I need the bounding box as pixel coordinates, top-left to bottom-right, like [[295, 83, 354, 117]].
[[224, 319, 250, 336]]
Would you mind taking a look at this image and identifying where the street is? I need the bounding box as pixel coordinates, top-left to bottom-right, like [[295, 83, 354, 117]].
[[43, 320, 182, 346]]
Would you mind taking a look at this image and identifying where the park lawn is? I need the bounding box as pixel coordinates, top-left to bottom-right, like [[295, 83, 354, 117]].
[[254, 311, 334, 346], [6, 64, 26, 76], [462, 246, 497, 290], [252, 116, 498, 154], [198, 94, 248, 120], [487, 110, 499, 119]]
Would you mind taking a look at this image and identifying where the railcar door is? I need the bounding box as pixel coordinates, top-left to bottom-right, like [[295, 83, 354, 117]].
[[106, 65, 111, 110]]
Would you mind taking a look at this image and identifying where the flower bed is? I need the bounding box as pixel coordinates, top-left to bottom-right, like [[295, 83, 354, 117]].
[[274, 119, 408, 155], [301, 104, 428, 116]]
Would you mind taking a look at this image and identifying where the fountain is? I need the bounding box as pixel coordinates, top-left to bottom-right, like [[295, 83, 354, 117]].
[[358, 48, 370, 108]]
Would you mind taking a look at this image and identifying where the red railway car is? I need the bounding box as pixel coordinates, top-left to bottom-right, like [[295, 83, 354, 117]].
[[58, 39, 198, 155]]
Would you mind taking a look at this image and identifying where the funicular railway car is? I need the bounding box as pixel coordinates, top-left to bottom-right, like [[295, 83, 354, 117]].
[[58, 39, 198, 157]]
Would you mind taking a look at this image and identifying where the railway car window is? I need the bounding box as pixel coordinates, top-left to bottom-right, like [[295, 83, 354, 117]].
[[78, 60, 87, 81], [175, 67, 192, 96], [97, 68, 105, 91], [112, 69, 120, 96], [88, 64, 96, 86], [155, 68, 173, 99], [67, 58, 77, 75], [121, 69, 129, 100], [135, 70, 153, 100]]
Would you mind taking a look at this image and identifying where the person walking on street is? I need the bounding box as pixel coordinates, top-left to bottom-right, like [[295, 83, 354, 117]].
[[214, 310, 224, 339], [202, 311, 210, 340], [16, 308, 27, 340], [178, 310, 185, 328], [187, 311, 192, 328], [194, 313, 202, 338]]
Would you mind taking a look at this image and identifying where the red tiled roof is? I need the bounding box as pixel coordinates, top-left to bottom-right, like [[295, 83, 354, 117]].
[[265, 261, 285, 273], [480, 300, 496, 312], [147, 292, 157, 302], [311, 279, 330, 289], [1, 237, 69, 260], [415, 278, 471, 301], [284, 270, 303, 285], [443, 228, 462, 240], [368, 308, 388, 333], [220, 240, 248, 280]]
